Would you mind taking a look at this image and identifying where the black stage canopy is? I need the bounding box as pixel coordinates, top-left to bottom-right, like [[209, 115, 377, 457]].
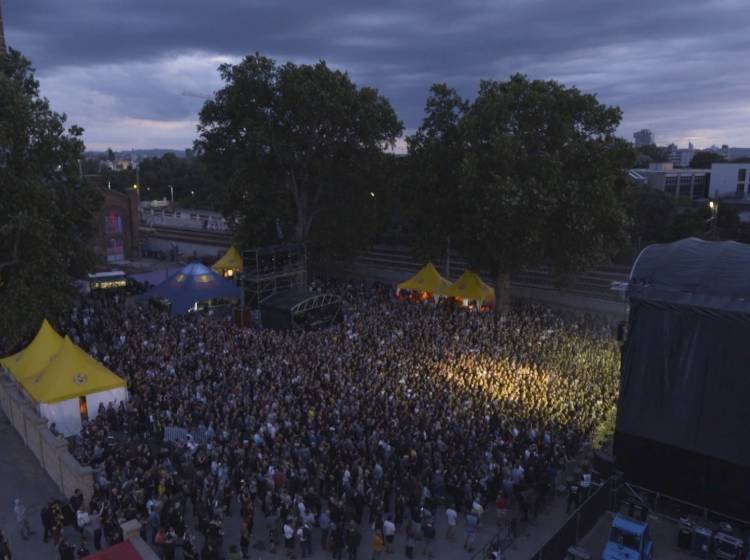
[[617, 238, 750, 518]]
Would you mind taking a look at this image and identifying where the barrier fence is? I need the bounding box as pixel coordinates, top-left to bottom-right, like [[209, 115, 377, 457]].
[[621, 483, 750, 535], [529, 478, 615, 560]]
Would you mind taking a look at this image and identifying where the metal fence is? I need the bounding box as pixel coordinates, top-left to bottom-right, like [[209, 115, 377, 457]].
[[529, 478, 614, 560], [164, 425, 210, 445], [620, 483, 750, 535]]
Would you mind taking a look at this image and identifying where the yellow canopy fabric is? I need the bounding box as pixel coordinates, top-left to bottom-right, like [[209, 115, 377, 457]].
[[212, 246, 243, 273], [397, 262, 452, 295], [445, 270, 496, 304], [20, 336, 126, 404], [0, 319, 64, 381]]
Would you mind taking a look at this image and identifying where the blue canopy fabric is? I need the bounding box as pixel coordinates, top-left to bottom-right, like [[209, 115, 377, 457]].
[[628, 237, 750, 314], [137, 262, 241, 316]]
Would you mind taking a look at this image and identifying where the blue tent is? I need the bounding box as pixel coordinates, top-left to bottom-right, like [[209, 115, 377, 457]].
[[137, 262, 241, 316]]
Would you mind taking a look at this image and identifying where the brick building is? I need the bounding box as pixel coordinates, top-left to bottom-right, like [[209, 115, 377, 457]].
[[85, 175, 141, 264]]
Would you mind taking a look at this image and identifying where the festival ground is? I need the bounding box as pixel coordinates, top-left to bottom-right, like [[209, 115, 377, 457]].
[[2, 406, 576, 560]]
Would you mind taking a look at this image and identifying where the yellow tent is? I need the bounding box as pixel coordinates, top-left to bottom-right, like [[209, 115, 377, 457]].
[[445, 270, 496, 305], [212, 246, 243, 276], [397, 262, 453, 296], [0, 319, 64, 382], [20, 336, 126, 405]]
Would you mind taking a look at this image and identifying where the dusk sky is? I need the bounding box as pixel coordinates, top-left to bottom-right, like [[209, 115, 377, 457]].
[[5, 0, 750, 152]]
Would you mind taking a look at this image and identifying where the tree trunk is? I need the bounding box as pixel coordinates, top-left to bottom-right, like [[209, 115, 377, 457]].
[[495, 271, 511, 315]]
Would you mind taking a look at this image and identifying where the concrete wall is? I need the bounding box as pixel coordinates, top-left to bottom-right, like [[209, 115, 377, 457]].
[[710, 163, 750, 198], [0, 377, 95, 504]]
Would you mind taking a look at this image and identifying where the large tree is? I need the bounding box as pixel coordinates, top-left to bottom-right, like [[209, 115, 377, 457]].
[[0, 49, 100, 349], [445, 74, 632, 310], [690, 151, 726, 169], [195, 54, 403, 257], [406, 84, 468, 263]]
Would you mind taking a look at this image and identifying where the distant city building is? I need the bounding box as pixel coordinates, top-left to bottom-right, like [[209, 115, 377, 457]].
[[633, 129, 655, 148], [628, 162, 709, 200], [708, 163, 750, 199], [727, 147, 750, 161], [701, 144, 750, 161], [666, 142, 695, 167]]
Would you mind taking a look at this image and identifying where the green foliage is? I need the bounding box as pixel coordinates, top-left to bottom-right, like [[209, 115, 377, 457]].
[[137, 153, 218, 207], [408, 75, 632, 307], [635, 144, 669, 164], [624, 185, 745, 249], [195, 54, 403, 258], [625, 186, 679, 249], [406, 84, 468, 262], [0, 49, 100, 349], [689, 151, 726, 169]]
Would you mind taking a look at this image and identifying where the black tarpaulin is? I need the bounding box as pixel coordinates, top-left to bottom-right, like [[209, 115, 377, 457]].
[[617, 300, 750, 467], [616, 238, 750, 517], [628, 237, 750, 314]]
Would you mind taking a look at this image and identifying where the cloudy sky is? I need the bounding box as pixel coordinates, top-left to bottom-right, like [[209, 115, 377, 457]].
[[5, 0, 750, 151]]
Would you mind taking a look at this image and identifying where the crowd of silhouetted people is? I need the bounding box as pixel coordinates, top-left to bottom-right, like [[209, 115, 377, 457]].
[[5, 281, 620, 559]]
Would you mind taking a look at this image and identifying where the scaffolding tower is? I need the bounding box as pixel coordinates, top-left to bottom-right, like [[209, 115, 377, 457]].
[[242, 244, 307, 308]]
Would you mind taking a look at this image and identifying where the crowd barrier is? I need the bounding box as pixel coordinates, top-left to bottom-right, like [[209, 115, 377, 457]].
[[0, 376, 95, 504], [621, 483, 750, 534], [529, 478, 615, 560]]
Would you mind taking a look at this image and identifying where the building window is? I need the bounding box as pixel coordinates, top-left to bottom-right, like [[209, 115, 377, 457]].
[[737, 183, 746, 197], [678, 176, 692, 197], [692, 176, 706, 199], [664, 175, 677, 195], [738, 169, 747, 182], [104, 211, 123, 234]]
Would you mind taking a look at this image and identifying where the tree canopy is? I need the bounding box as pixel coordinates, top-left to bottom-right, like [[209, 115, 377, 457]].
[[195, 54, 403, 258], [406, 84, 468, 262], [0, 49, 100, 349], [408, 74, 634, 309], [690, 151, 726, 169]]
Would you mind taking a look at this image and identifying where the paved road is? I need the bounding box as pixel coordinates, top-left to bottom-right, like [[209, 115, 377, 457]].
[[0, 411, 68, 560]]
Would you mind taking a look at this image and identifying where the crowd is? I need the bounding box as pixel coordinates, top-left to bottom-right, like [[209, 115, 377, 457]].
[[9, 281, 621, 559]]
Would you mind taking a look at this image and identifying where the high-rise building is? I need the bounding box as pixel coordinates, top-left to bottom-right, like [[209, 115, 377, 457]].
[[633, 129, 655, 148]]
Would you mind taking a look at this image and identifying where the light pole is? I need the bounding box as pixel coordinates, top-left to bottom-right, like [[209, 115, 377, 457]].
[[708, 200, 718, 238], [168, 184, 174, 203]]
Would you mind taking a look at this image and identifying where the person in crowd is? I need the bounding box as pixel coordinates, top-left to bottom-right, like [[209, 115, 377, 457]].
[[76, 506, 89, 537], [372, 528, 385, 559], [0, 530, 11, 560], [41, 500, 53, 543], [382, 515, 396, 553], [346, 521, 362, 560], [75, 538, 90, 559], [567, 479, 581, 513], [13, 499, 33, 541], [58, 538, 75, 560], [88, 502, 104, 551]]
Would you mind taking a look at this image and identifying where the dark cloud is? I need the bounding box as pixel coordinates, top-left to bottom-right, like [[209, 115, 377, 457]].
[[4, 0, 749, 149]]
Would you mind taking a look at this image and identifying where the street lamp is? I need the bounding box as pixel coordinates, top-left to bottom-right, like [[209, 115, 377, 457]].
[[707, 200, 719, 237], [168, 184, 174, 203]]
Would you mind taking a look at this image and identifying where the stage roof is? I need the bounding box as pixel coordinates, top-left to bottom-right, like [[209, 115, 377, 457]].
[[628, 237, 750, 314]]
